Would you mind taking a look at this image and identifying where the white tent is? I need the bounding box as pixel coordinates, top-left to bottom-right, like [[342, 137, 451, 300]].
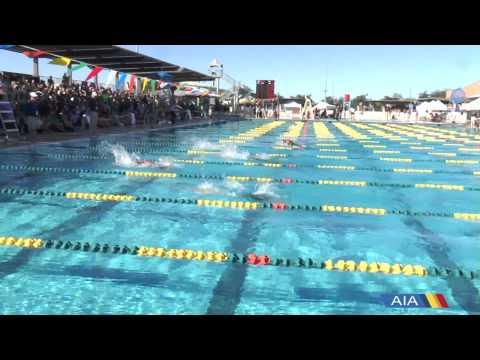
[[416, 100, 447, 113], [461, 98, 480, 111], [416, 102, 430, 114], [429, 100, 448, 111], [284, 101, 301, 109], [313, 101, 335, 110]]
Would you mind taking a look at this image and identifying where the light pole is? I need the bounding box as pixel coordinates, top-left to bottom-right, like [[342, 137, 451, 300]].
[[208, 58, 223, 96]]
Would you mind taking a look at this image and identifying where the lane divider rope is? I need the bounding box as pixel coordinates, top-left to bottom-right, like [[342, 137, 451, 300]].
[[3, 165, 479, 191], [1, 187, 479, 222], [1, 235, 478, 279]]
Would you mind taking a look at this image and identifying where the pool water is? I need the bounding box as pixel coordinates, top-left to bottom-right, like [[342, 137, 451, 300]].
[[0, 119, 479, 315]]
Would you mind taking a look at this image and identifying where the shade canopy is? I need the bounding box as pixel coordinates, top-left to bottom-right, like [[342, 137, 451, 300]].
[[5, 45, 214, 82]]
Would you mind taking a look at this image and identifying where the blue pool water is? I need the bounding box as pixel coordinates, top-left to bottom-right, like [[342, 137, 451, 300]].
[[0, 119, 479, 314]]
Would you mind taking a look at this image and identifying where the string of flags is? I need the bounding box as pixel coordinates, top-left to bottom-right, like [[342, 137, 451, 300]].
[[0, 46, 201, 95]]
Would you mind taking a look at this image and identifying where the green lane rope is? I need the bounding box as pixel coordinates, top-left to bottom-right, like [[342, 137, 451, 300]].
[[3, 164, 480, 192], [1, 235, 479, 279], [1, 187, 479, 223]]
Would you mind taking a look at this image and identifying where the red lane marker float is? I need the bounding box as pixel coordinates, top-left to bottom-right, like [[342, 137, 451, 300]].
[[287, 164, 297, 168], [282, 178, 293, 184], [247, 254, 271, 265], [272, 202, 287, 210]]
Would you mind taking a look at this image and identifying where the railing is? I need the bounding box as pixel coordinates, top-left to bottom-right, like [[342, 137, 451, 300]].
[[38, 76, 112, 89]]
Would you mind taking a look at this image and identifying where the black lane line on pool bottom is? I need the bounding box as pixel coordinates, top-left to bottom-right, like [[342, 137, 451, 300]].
[[0, 156, 159, 283], [206, 211, 261, 315], [0, 151, 62, 279], [398, 200, 480, 314], [0, 120, 237, 278]]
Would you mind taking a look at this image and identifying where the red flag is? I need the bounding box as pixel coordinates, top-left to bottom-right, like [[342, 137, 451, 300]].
[[129, 74, 137, 93], [23, 50, 48, 58], [85, 66, 103, 82]]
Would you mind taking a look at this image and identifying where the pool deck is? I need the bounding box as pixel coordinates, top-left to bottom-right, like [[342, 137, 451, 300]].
[[0, 116, 243, 149]]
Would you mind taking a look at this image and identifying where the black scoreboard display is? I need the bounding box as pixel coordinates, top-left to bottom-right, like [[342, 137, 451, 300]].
[[256, 80, 275, 99]]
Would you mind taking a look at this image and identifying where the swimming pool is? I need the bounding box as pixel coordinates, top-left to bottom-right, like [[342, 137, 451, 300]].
[[0, 119, 479, 314]]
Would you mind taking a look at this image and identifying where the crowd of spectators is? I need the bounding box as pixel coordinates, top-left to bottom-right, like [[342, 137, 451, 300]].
[[0, 73, 213, 138]]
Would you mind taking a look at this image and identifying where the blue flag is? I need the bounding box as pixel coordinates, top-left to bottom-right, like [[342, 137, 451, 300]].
[[0, 45, 15, 50], [158, 71, 173, 82], [116, 73, 127, 91]]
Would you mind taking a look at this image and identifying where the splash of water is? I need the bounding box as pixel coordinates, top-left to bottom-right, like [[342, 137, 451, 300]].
[[194, 181, 223, 195], [223, 180, 245, 196], [100, 141, 178, 169], [251, 183, 280, 200], [192, 138, 220, 151], [254, 153, 272, 161], [101, 142, 142, 167], [156, 156, 177, 169], [220, 145, 250, 160]]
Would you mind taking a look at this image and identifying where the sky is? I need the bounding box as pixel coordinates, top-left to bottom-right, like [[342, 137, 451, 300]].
[[1, 45, 480, 101]]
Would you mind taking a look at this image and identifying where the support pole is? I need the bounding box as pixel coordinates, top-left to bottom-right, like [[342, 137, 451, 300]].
[[33, 58, 39, 78], [67, 63, 73, 86]]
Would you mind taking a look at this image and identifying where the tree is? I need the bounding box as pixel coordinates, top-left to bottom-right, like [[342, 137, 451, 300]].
[[294, 94, 312, 99], [429, 89, 447, 99], [325, 96, 338, 105], [351, 94, 369, 109], [418, 91, 429, 98], [238, 85, 253, 97], [392, 93, 403, 99]]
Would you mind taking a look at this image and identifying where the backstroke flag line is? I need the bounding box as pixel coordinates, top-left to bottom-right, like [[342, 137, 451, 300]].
[[116, 73, 127, 90], [85, 66, 103, 82], [105, 70, 117, 87], [71, 62, 87, 72], [124, 74, 131, 91], [142, 78, 149, 93], [129, 74, 137, 93], [150, 80, 157, 95], [23, 50, 48, 58], [49, 57, 72, 66]]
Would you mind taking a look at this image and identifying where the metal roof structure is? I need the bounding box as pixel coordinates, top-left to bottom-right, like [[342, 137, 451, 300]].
[[6, 45, 214, 82]]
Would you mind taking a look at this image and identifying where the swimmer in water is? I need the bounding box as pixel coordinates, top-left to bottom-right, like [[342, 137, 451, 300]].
[[248, 192, 276, 201], [248, 184, 280, 202], [135, 159, 172, 169], [282, 138, 303, 149]]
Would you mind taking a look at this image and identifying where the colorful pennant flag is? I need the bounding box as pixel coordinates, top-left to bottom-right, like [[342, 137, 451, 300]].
[[158, 71, 173, 82], [150, 80, 157, 95], [105, 70, 117, 87], [129, 74, 137, 93], [116, 73, 127, 90], [124, 74, 130, 91], [23, 50, 48, 58], [85, 66, 103, 82], [0, 45, 15, 50], [71, 62, 87, 72], [142, 78, 149, 93], [49, 57, 72, 66]]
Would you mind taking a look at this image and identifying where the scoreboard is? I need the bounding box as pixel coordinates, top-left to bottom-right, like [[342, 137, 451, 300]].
[[256, 80, 275, 99]]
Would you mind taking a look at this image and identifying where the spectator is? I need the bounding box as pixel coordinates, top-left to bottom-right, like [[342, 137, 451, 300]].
[[24, 94, 40, 137], [47, 76, 54, 89]]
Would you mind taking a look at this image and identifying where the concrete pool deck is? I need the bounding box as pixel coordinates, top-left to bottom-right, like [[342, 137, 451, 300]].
[[0, 116, 246, 149]]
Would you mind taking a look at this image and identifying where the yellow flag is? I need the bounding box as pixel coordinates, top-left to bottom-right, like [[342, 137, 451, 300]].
[[142, 78, 149, 93], [49, 57, 72, 66]]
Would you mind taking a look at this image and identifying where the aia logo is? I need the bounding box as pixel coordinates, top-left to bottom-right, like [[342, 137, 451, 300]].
[[381, 293, 448, 308]]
